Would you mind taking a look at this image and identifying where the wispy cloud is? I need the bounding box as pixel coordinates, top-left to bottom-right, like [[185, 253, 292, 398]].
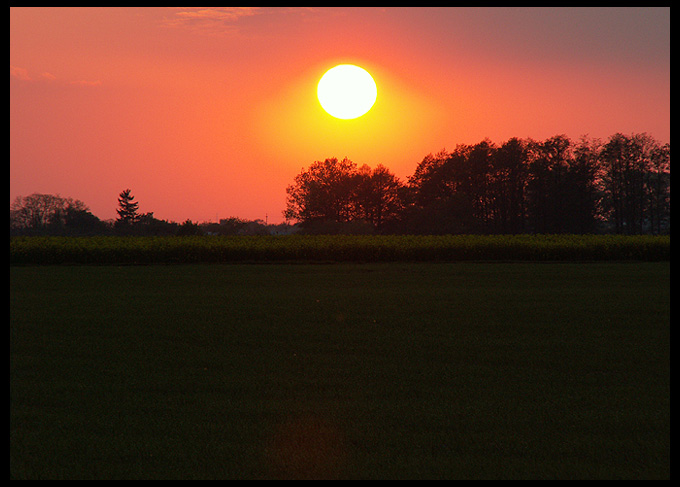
[[173, 7, 261, 22], [10, 65, 31, 81], [162, 7, 262, 34], [160, 7, 321, 36], [10, 65, 101, 86]]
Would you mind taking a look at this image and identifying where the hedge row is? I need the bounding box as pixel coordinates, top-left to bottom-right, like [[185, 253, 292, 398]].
[[9, 234, 670, 265]]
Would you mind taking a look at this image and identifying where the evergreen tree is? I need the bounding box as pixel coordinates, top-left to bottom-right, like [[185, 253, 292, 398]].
[[116, 189, 139, 225]]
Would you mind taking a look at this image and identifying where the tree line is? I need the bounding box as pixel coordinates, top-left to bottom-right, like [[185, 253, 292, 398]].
[[285, 133, 670, 235], [10, 132, 670, 236], [9, 189, 293, 236]]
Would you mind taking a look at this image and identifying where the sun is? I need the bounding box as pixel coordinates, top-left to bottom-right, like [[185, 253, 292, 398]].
[[317, 64, 377, 119]]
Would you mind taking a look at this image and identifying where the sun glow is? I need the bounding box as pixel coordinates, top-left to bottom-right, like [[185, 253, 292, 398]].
[[317, 64, 377, 119]]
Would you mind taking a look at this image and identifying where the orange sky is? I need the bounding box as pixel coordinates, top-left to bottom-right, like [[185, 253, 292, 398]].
[[10, 7, 670, 224]]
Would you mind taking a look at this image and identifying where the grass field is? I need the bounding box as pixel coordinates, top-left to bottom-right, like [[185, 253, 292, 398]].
[[10, 262, 670, 479]]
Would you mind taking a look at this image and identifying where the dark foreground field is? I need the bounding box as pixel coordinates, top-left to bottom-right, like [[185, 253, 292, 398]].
[[10, 262, 670, 479]]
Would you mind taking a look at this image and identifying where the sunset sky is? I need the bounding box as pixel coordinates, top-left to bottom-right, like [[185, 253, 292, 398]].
[[10, 7, 670, 224]]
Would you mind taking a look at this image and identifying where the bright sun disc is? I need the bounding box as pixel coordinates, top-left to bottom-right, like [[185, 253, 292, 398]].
[[317, 64, 377, 119]]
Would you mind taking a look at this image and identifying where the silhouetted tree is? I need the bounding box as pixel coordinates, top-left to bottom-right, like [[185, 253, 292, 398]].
[[404, 135, 607, 234], [176, 219, 202, 236], [284, 157, 359, 225], [403, 148, 481, 234], [487, 137, 528, 233], [598, 133, 666, 234], [61, 206, 109, 235], [11, 131, 670, 237], [354, 164, 404, 230], [566, 136, 602, 233], [525, 135, 573, 233], [406, 150, 454, 209], [645, 140, 671, 234], [284, 158, 407, 233], [133, 212, 180, 235], [10, 193, 104, 235], [216, 217, 249, 235], [463, 140, 496, 226], [115, 189, 140, 228]]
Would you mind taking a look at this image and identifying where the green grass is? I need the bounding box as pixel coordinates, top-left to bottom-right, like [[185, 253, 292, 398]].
[[10, 262, 670, 479]]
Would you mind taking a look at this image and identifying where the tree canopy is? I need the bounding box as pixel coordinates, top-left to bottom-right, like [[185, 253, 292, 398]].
[[284, 158, 403, 233], [9, 193, 106, 236], [10, 132, 670, 236], [284, 133, 669, 235]]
